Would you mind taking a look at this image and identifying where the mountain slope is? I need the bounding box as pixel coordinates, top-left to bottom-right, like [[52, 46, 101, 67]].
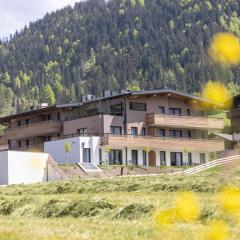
[[0, 0, 240, 115]]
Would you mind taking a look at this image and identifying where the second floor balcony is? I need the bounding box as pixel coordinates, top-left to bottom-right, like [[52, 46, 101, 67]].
[[146, 113, 224, 130], [102, 134, 225, 152], [4, 120, 63, 140]]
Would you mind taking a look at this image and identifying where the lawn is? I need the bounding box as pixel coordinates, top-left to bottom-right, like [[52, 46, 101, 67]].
[[0, 172, 240, 240]]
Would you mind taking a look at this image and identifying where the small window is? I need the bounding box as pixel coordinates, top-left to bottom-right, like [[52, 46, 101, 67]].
[[18, 121, 21, 126], [129, 102, 146, 111], [187, 109, 191, 116], [47, 114, 51, 121], [83, 148, 91, 163], [18, 141, 21, 148], [187, 131, 192, 138], [110, 126, 122, 135], [170, 130, 182, 138], [159, 129, 166, 137], [26, 140, 30, 147], [131, 127, 138, 136], [160, 151, 166, 166], [77, 128, 87, 136], [141, 127, 146, 136], [159, 106, 165, 114], [26, 119, 30, 125], [57, 112, 61, 121], [169, 108, 182, 116]]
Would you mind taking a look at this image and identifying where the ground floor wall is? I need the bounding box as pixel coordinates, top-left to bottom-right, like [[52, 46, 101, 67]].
[[101, 148, 209, 167], [44, 136, 101, 164]]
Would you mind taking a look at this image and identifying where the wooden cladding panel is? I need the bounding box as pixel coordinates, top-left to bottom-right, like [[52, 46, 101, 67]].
[[5, 121, 63, 140], [146, 114, 224, 130], [102, 135, 225, 152]]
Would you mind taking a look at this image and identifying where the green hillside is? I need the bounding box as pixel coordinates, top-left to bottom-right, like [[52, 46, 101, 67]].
[[0, 0, 240, 115]]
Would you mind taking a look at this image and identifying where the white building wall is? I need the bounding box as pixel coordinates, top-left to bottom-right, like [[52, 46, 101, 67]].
[[44, 136, 101, 164], [0, 151, 9, 185]]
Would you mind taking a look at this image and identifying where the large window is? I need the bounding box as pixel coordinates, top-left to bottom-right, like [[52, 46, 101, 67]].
[[83, 148, 91, 163], [170, 152, 183, 166], [131, 150, 138, 165], [109, 150, 122, 165], [129, 102, 147, 111], [110, 126, 122, 135], [160, 151, 166, 166], [169, 108, 182, 116], [159, 106, 165, 114], [159, 129, 166, 137], [111, 104, 123, 115], [170, 130, 182, 138], [200, 153, 206, 164]]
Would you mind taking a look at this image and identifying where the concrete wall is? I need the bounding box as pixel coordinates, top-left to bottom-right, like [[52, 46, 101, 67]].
[[44, 136, 101, 164], [0, 151, 51, 185]]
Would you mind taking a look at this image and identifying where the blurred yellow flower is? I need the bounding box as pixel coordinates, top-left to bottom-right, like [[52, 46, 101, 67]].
[[154, 208, 177, 226], [201, 81, 232, 109], [201, 220, 230, 240], [209, 32, 240, 66], [217, 187, 240, 216], [175, 192, 200, 223]]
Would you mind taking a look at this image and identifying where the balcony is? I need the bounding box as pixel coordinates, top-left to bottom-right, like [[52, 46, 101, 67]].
[[102, 134, 225, 152], [146, 113, 224, 130], [5, 120, 63, 140]]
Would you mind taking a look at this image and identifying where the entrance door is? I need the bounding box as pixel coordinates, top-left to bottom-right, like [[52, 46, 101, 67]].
[[170, 152, 183, 166], [149, 151, 156, 166]]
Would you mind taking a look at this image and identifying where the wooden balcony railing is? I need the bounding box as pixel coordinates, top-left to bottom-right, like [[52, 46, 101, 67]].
[[146, 113, 224, 130], [5, 120, 63, 139], [102, 134, 225, 152]]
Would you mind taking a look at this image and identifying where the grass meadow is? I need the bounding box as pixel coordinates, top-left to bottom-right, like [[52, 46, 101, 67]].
[[0, 170, 240, 240]]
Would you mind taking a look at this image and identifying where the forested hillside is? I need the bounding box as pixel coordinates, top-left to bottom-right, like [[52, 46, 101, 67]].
[[0, 0, 240, 116]]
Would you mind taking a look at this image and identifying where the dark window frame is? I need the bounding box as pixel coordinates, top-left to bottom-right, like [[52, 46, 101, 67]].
[[129, 102, 147, 111]]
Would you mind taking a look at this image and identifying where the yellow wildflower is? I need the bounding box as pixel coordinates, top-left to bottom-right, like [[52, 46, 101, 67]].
[[209, 32, 240, 66]]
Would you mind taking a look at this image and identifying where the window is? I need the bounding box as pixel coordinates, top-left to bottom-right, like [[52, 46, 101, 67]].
[[99, 149, 102, 164], [83, 148, 91, 163], [159, 129, 166, 137], [143, 151, 147, 166], [160, 151, 166, 166], [86, 108, 98, 116], [187, 131, 192, 138], [187, 109, 191, 116], [109, 150, 122, 165], [131, 150, 138, 165], [188, 153, 192, 166], [18, 121, 21, 126], [8, 140, 11, 149], [131, 127, 138, 136], [111, 104, 123, 115], [170, 152, 183, 166], [169, 108, 182, 116], [26, 140, 30, 147], [200, 153, 206, 164], [129, 102, 146, 111], [77, 128, 87, 136], [141, 127, 146, 136], [159, 106, 165, 114], [170, 130, 182, 138], [110, 126, 122, 135], [57, 112, 61, 121], [18, 141, 21, 148], [26, 119, 30, 125]]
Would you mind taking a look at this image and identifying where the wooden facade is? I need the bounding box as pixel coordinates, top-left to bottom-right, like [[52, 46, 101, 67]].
[[102, 134, 225, 152], [146, 113, 224, 130]]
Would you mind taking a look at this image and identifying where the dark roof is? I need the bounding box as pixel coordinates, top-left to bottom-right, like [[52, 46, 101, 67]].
[[0, 88, 219, 124], [0, 103, 82, 124]]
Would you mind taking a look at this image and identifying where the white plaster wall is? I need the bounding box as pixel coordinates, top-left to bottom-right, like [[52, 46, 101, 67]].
[[44, 136, 101, 164], [0, 151, 9, 185], [7, 151, 48, 185]]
